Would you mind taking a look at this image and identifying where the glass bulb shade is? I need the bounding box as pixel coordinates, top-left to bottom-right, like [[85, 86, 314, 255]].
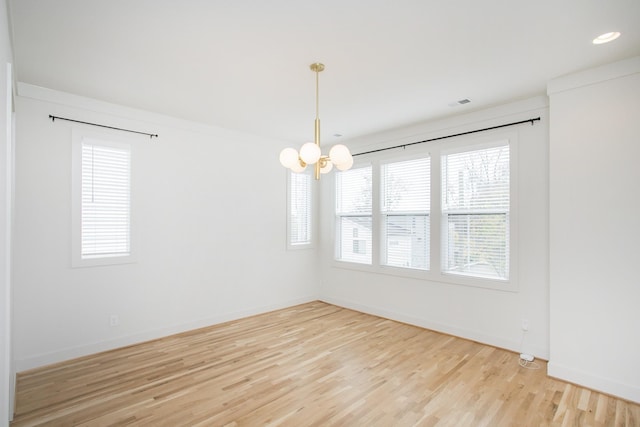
[[279, 147, 299, 168], [320, 160, 333, 174], [329, 144, 352, 166], [299, 142, 321, 164], [335, 156, 354, 171], [290, 160, 307, 173]]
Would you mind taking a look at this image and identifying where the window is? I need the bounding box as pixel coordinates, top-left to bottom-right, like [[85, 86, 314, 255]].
[[335, 165, 372, 264], [442, 144, 509, 280], [288, 171, 313, 247], [381, 157, 430, 270], [72, 131, 134, 267], [333, 136, 515, 290]]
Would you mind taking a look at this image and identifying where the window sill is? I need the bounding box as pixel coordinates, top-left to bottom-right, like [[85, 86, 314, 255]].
[[331, 260, 517, 292], [72, 254, 137, 268], [287, 243, 316, 251]]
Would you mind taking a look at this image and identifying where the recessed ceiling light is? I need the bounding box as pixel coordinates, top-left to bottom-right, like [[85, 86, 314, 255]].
[[593, 32, 621, 45]]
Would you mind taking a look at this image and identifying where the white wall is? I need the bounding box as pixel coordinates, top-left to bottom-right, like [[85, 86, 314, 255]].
[[319, 97, 550, 360], [548, 56, 640, 403], [0, 0, 14, 423], [12, 84, 319, 371]]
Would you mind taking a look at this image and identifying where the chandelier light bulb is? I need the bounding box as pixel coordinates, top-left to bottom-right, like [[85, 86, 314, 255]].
[[320, 159, 333, 174], [279, 147, 299, 168], [329, 144, 352, 166], [290, 160, 307, 173], [335, 156, 354, 171], [299, 142, 321, 164]]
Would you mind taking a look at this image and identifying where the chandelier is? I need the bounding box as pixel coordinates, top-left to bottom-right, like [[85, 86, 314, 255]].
[[279, 63, 353, 180]]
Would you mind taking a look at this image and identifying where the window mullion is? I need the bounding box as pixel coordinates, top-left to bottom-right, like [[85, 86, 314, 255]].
[[431, 151, 442, 275], [371, 159, 381, 268]]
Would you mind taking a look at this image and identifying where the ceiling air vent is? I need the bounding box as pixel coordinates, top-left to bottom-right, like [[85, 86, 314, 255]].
[[448, 98, 471, 107]]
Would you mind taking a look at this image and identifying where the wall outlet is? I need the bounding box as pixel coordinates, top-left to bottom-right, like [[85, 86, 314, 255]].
[[109, 314, 119, 327], [521, 318, 529, 331]]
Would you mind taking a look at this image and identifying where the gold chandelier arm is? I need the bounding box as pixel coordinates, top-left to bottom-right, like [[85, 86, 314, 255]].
[[315, 65, 320, 121], [314, 118, 321, 180], [310, 62, 324, 180]]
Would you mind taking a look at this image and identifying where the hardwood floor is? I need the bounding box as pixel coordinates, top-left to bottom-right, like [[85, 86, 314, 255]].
[[11, 302, 640, 426]]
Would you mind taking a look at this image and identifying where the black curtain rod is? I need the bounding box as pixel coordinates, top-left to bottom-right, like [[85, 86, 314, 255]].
[[49, 115, 158, 139], [353, 117, 540, 157]]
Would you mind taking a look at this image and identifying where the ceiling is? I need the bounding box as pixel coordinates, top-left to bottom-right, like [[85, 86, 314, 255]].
[[7, 0, 640, 145]]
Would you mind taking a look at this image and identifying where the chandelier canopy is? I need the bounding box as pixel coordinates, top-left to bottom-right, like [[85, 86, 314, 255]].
[[279, 63, 353, 180]]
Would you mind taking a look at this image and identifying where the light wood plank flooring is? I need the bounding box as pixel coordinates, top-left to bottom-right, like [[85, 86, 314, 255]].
[[11, 302, 640, 426]]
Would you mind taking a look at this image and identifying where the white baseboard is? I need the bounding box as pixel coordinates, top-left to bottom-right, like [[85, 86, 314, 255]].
[[320, 296, 548, 360], [548, 361, 640, 404], [15, 296, 317, 373]]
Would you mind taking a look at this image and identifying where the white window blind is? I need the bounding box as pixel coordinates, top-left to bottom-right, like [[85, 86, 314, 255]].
[[81, 140, 131, 259], [381, 157, 430, 270], [336, 166, 372, 264], [288, 171, 312, 246], [442, 143, 509, 280]]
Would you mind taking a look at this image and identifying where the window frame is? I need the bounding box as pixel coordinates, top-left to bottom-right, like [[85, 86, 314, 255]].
[[286, 169, 315, 250], [334, 163, 373, 265], [71, 129, 137, 268], [331, 132, 518, 292], [440, 140, 511, 281], [380, 154, 431, 271]]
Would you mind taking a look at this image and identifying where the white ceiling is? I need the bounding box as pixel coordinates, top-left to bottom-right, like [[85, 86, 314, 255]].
[[8, 0, 640, 144]]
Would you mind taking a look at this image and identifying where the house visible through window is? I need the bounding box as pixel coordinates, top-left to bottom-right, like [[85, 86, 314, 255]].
[[335, 166, 372, 264], [381, 156, 430, 270]]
